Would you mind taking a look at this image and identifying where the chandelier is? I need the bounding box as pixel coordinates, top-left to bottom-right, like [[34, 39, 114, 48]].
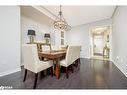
[[53, 5, 71, 31]]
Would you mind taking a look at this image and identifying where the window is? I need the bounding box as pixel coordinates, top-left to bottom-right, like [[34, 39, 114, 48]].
[[61, 31, 64, 45], [61, 39, 64, 45], [61, 31, 64, 38]]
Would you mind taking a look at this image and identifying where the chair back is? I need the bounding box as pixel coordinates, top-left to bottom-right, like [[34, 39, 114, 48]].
[[41, 45, 51, 52], [65, 46, 77, 66], [65, 46, 81, 66], [74, 46, 81, 61], [22, 44, 40, 72], [51, 45, 59, 51], [59, 45, 67, 50]]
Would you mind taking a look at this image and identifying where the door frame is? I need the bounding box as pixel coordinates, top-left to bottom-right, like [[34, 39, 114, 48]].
[[89, 25, 112, 60]]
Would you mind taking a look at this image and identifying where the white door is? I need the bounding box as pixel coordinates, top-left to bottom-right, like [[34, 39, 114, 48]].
[[93, 35, 104, 55]]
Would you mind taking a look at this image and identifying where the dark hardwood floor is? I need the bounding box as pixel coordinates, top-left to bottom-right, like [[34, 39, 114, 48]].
[[0, 58, 127, 89]]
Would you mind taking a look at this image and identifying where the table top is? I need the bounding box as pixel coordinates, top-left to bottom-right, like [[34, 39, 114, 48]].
[[38, 50, 66, 60]]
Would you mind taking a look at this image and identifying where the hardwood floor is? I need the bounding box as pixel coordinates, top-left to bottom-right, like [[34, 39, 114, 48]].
[[0, 58, 127, 89]]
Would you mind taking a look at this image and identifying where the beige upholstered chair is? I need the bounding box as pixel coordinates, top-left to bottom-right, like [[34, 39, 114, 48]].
[[22, 44, 53, 89], [73, 46, 81, 66], [51, 45, 59, 51], [41, 45, 51, 61], [60, 46, 80, 78], [51, 45, 67, 51], [60, 46, 81, 78], [59, 45, 67, 50], [41, 45, 51, 52]]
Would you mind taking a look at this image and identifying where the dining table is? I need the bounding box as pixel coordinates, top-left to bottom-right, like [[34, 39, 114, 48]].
[[38, 50, 66, 79]]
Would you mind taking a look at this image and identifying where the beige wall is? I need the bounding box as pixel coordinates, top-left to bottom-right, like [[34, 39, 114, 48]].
[[66, 19, 112, 58], [112, 6, 127, 77], [0, 6, 21, 76]]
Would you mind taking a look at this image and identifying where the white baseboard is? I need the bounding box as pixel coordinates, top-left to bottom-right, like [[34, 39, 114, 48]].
[[113, 61, 127, 77], [0, 68, 21, 77]]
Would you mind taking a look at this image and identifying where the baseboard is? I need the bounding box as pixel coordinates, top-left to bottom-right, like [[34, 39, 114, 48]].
[[80, 56, 90, 59], [0, 67, 21, 77], [113, 61, 127, 77]]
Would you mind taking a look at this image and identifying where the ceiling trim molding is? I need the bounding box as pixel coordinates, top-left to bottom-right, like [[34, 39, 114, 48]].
[[32, 6, 116, 27], [111, 6, 118, 18], [32, 6, 56, 20], [72, 18, 112, 28]]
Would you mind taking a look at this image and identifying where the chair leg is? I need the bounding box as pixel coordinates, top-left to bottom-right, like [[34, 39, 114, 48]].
[[23, 69, 27, 82], [66, 67, 69, 79], [71, 65, 73, 73], [78, 58, 81, 64], [75, 60, 78, 67], [50, 66, 53, 77], [33, 73, 38, 89], [40, 71, 44, 79]]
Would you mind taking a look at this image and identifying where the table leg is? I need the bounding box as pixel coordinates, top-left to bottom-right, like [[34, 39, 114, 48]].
[[55, 59, 60, 79]]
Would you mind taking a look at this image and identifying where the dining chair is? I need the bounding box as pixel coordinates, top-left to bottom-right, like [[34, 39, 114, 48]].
[[22, 44, 53, 89], [57, 45, 65, 50], [41, 45, 51, 61], [41, 45, 51, 52], [60, 46, 78, 78], [51, 45, 59, 51], [73, 46, 81, 66]]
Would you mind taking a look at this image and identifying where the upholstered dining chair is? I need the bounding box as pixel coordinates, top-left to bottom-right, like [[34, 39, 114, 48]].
[[60, 46, 78, 78], [73, 46, 81, 66], [60, 46, 81, 78], [41, 45, 51, 61], [51, 45, 59, 51], [22, 44, 53, 89], [41, 45, 51, 52]]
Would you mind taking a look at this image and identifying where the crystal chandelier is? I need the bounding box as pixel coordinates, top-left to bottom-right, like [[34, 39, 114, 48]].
[[53, 5, 71, 31]]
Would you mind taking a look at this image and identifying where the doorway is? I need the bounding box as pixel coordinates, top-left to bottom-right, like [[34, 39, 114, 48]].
[[90, 26, 111, 60]]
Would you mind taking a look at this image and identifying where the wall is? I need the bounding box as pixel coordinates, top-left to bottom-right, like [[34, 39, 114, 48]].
[[66, 19, 112, 58], [21, 6, 67, 49], [0, 6, 21, 76], [21, 6, 58, 65], [112, 6, 127, 77], [21, 15, 52, 44], [21, 6, 54, 45]]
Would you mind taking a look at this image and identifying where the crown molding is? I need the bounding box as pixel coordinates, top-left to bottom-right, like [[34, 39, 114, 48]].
[[111, 6, 118, 18], [32, 6, 56, 20]]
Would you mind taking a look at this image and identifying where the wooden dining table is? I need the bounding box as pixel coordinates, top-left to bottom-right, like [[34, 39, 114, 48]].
[[38, 50, 66, 79]]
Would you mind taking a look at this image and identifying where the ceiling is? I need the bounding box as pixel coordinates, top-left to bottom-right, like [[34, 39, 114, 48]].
[[41, 6, 116, 27], [21, 6, 53, 26]]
